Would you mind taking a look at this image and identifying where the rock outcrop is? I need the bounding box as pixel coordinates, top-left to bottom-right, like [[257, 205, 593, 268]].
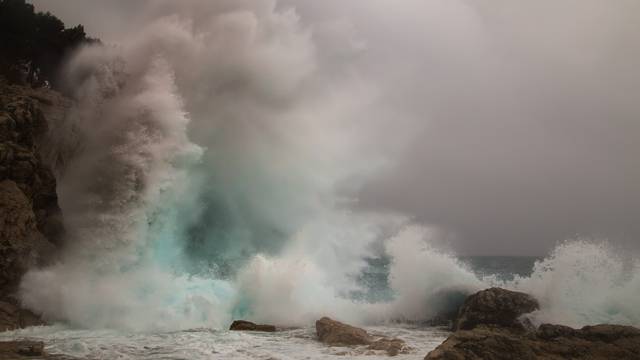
[[0, 340, 77, 359], [316, 317, 410, 356], [454, 287, 539, 331], [425, 288, 640, 360], [229, 320, 276, 332], [0, 341, 44, 358], [0, 296, 44, 332], [316, 317, 372, 346], [425, 324, 640, 360], [0, 78, 65, 331], [0, 81, 63, 245]]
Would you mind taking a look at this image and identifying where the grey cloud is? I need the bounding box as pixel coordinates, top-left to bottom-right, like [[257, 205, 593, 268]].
[[30, 0, 640, 255]]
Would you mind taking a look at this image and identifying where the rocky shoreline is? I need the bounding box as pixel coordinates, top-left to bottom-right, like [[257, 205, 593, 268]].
[[225, 288, 640, 359]]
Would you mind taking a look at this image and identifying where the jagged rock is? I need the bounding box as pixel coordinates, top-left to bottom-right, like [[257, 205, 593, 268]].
[[424, 324, 640, 360], [0, 79, 65, 332], [229, 320, 276, 332], [454, 287, 539, 330], [0, 180, 53, 291], [0, 298, 44, 332], [0, 79, 64, 246], [316, 317, 372, 346]]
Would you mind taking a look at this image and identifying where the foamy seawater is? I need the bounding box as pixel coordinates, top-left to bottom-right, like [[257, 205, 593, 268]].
[[0, 324, 449, 359]]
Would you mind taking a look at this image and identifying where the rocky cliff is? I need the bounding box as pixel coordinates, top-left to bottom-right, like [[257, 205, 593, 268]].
[[0, 77, 66, 331]]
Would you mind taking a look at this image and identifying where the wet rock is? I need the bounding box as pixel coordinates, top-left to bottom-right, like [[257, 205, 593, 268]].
[[229, 320, 276, 332], [315, 317, 372, 346], [368, 338, 410, 356], [0, 341, 44, 358], [0, 298, 44, 332], [454, 287, 539, 331], [425, 324, 640, 360], [16, 341, 44, 356], [426, 287, 640, 360]]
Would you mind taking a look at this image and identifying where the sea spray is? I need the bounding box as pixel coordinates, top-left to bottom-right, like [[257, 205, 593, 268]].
[[384, 226, 483, 321], [505, 240, 640, 328], [16, 0, 640, 332], [19, 0, 396, 330]]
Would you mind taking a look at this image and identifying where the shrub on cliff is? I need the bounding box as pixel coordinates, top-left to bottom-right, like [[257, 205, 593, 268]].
[[0, 0, 98, 87]]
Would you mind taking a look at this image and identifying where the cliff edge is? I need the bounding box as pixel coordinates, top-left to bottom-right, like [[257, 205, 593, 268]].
[[0, 77, 66, 331]]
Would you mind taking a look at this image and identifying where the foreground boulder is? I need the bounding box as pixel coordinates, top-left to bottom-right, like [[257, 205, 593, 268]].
[[229, 320, 276, 332], [455, 287, 539, 330], [316, 317, 372, 346], [426, 288, 640, 360], [425, 324, 640, 360]]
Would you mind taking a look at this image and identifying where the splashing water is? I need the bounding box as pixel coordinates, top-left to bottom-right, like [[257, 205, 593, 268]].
[[15, 0, 640, 337], [506, 240, 640, 328]]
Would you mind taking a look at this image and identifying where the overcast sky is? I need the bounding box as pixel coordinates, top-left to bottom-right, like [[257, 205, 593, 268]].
[[32, 0, 640, 256]]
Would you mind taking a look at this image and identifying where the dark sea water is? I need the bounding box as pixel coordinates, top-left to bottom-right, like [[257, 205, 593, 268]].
[[460, 256, 540, 281]]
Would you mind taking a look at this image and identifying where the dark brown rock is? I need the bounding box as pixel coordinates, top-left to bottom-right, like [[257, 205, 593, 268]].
[[454, 287, 539, 331], [0, 79, 66, 332], [0, 340, 78, 359], [427, 288, 640, 359], [229, 320, 276, 332], [0, 341, 43, 358], [425, 324, 640, 360], [535, 323, 575, 340], [0, 180, 53, 293], [0, 79, 64, 246], [315, 317, 372, 346], [368, 338, 410, 356], [16, 341, 44, 356], [0, 298, 44, 332]]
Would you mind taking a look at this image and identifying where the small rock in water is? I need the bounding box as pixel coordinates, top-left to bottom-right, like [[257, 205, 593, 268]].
[[229, 320, 276, 332], [17, 341, 44, 356], [368, 338, 410, 356], [0, 341, 45, 358]]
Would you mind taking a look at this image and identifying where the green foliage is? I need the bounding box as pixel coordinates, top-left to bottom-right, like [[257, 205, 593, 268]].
[[0, 0, 98, 86]]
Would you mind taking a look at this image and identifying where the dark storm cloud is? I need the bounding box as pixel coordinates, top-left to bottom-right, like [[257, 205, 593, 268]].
[[31, 0, 640, 255]]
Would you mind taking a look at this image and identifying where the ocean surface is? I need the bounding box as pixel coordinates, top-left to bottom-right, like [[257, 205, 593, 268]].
[[0, 257, 537, 360]]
